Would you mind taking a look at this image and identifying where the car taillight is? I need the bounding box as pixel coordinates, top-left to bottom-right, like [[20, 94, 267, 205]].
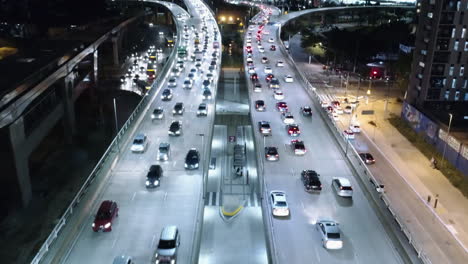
[[275, 154, 279, 157]]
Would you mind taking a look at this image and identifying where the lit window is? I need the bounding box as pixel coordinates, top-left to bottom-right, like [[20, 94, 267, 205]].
[[460, 65, 465, 76], [452, 28, 456, 38], [445, 90, 450, 100], [455, 40, 460, 50], [449, 65, 455, 76], [455, 91, 460, 100], [452, 78, 457, 88], [462, 27, 466, 38], [428, 12, 433, 18], [457, 1, 461, 11], [464, 79, 468, 88], [465, 42, 468, 51], [465, 93, 468, 101]]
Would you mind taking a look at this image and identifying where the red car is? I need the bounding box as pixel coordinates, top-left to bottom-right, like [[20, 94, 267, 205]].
[[251, 73, 258, 81], [270, 45, 276, 51], [276, 101, 288, 112], [286, 124, 301, 137], [265, 74, 275, 82], [92, 200, 119, 232]]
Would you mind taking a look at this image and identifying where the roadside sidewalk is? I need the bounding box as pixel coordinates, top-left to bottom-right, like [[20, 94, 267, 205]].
[[358, 98, 468, 253]]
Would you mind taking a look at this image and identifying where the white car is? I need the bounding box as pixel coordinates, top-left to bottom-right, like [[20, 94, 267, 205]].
[[246, 57, 253, 63], [276, 60, 284, 67], [130, 133, 148, 153], [343, 129, 355, 139], [270, 190, 290, 217], [273, 90, 284, 100], [281, 112, 295, 124], [316, 220, 343, 250], [284, 75, 294, 83], [334, 106, 344, 114], [320, 101, 329, 108], [350, 124, 361, 133], [264, 66, 272, 74], [259, 47, 265, 53], [268, 38, 274, 43], [344, 106, 352, 114], [332, 112, 339, 121], [332, 177, 353, 197]]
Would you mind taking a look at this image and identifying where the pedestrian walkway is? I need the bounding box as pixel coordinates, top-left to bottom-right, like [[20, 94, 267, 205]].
[[288, 34, 468, 262]]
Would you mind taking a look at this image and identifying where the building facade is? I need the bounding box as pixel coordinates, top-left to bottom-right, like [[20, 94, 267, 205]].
[[408, 0, 468, 127]]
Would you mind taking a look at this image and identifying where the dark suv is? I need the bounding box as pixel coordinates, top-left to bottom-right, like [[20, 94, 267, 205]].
[[301, 170, 322, 192], [92, 200, 119, 232], [146, 165, 163, 188], [185, 148, 200, 170]]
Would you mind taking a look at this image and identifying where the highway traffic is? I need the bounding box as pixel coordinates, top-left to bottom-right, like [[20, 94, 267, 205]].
[[244, 5, 406, 264], [61, 0, 221, 263]]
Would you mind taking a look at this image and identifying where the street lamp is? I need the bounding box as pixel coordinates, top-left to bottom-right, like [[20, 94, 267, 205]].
[[441, 113, 453, 167]]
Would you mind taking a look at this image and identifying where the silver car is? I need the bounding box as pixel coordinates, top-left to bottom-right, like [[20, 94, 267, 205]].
[[155, 226, 180, 264], [151, 107, 164, 120], [158, 143, 171, 161], [130, 133, 148, 153], [316, 220, 343, 250], [332, 177, 353, 197]]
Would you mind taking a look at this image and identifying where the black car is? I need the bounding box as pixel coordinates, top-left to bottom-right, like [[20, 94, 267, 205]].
[[265, 146, 279, 161], [173, 102, 184, 115], [185, 148, 200, 170], [255, 100, 265, 111], [146, 165, 162, 188], [301, 170, 322, 192], [301, 106, 312, 117], [161, 89, 173, 101], [168, 121, 182, 136], [359, 153, 375, 164], [203, 79, 211, 88]]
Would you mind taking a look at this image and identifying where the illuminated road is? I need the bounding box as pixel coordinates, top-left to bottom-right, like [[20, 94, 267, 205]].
[[244, 5, 406, 264], [60, 0, 221, 263]]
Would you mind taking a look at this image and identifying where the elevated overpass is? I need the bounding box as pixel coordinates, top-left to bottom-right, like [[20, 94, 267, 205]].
[[30, 0, 222, 263]]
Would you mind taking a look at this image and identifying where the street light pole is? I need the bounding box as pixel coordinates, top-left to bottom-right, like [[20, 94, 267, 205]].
[[441, 113, 453, 167]]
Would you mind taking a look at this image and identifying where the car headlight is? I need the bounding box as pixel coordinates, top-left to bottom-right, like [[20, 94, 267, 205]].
[[154, 180, 159, 185], [146, 180, 150, 186], [92, 223, 95, 227], [185, 163, 188, 168], [104, 222, 111, 229], [151, 114, 155, 118]]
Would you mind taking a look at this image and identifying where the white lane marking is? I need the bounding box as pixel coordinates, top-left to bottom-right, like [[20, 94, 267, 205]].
[[112, 235, 118, 248], [151, 234, 157, 248], [164, 192, 168, 201], [301, 201, 305, 211], [131, 192, 136, 201], [173, 161, 177, 168]]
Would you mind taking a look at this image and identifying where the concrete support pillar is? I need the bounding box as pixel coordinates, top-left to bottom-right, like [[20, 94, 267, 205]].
[[9, 119, 32, 207], [112, 35, 120, 66], [93, 49, 99, 88], [63, 75, 76, 144]]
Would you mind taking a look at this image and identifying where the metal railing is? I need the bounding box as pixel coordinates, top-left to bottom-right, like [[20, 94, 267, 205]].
[[30, 3, 184, 264], [275, 16, 432, 264]]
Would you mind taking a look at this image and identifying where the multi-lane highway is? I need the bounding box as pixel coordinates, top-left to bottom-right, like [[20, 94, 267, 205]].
[[244, 5, 406, 264], [56, 0, 221, 263]]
